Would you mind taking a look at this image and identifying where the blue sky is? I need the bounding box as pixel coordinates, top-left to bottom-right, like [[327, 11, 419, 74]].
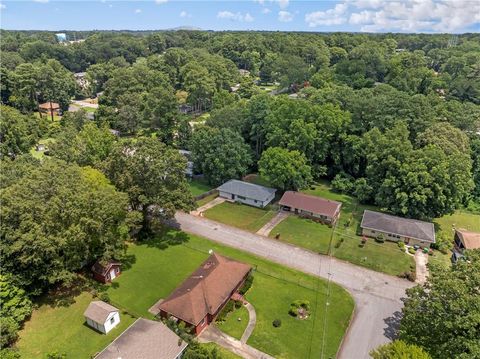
[[1, 0, 479, 33]]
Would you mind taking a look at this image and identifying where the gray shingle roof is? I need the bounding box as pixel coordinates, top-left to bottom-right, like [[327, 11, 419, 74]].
[[217, 180, 276, 202], [95, 318, 188, 359], [84, 301, 119, 324], [361, 210, 436, 243]]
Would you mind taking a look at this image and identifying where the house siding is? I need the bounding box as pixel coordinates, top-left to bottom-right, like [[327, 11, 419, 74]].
[[219, 191, 273, 208], [362, 228, 432, 247], [281, 206, 338, 224], [85, 312, 120, 334]]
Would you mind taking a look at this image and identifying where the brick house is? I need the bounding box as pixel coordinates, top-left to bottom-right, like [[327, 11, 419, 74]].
[[279, 191, 342, 224], [158, 253, 252, 335]]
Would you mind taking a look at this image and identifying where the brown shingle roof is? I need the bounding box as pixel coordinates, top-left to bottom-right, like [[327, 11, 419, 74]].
[[456, 229, 480, 250], [39, 102, 60, 110], [95, 318, 188, 359], [279, 191, 342, 218], [92, 260, 121, 276], [159, 253, 251, 325], [84, 301, 118, 323]]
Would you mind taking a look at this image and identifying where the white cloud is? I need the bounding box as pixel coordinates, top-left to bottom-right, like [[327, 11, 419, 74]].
[[0, 3, 5, 10], [33, 0, 49, 3], [305, 3, 348, 27], [155, 0, 168, 4], [262, 7, 271, 14], [276, 0, 289, 9], [134, 8, 142, 13], [254, 0, 265, 4], [278, 10, 293, 22], [348, 0, 480, 32], [217, 11, 254, 22], [180, 10, 192, 18]]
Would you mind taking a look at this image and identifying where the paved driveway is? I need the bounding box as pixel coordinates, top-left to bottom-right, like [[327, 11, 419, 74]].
[[173, 212, 414, 359]]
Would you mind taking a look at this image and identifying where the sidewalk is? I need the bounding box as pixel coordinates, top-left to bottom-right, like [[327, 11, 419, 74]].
[[191, 197, 225, 216], [256, 211, 289, 236]]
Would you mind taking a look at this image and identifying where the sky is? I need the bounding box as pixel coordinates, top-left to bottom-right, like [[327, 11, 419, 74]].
[[1, 0, 479, 33]]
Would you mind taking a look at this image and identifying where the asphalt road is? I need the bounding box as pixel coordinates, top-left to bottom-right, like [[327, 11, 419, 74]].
[[173, 212, 414, 359]]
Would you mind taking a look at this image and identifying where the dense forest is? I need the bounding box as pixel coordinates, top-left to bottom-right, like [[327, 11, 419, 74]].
[[1, 30, 479, 358]]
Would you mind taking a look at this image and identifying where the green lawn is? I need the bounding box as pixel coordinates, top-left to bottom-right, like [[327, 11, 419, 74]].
[[201, 343, 242, 359], [243, 174, 273, 188], [16, 292, 137, 359], [29, 138, 56, 160], [18, 230, 354, 359], [188, 178, 213, 197], [216, 304, 249, 340], [265, 181, 415, 276], [269, 216, 333, 254], [434, 209, 480, 240], [331, 233, 415, 276], [196, 192, 218, 207], [204, 202, 277, 232]]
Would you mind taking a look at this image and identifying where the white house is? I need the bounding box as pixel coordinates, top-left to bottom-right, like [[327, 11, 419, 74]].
[[217, 179, 276, 208], [84, 301, 120, 334]]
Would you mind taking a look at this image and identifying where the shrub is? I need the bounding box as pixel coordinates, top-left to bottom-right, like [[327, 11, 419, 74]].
[[408, 247, 416, 255], [238, 273, 253, 295], [398, 241, 405, 250], [99, 292, 110, 303], [289, 300, 311, 317], [334, 237, 344, 248], [216, 300, 235, 323], [234, 300, 243, 309], [0, 317, 19, 348], [272, 319, 282, 328], [375, 234, 385, 243], [331, 172, 355, 194]]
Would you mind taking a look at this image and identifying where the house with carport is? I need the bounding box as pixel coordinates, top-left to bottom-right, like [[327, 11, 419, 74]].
[[217, 179, 276, 208], [279, 191, 342, 224]]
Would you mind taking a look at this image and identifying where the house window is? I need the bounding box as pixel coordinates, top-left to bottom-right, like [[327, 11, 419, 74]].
[[110, 317, 115, 324], [238, 195, 246, 200], [371, 230, 376, 234]]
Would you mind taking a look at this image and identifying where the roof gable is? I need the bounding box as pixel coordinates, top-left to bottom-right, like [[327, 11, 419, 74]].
[[217, 180, 276, 202], [159, 253, 251, 325], [84, 301, 119, 324], [279, 191, 342, 218], [361, 210, 435, 243], [456, 229, 480, 249]]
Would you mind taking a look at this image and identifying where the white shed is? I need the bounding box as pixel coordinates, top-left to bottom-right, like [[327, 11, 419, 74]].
[[84, 301, 120, 334]]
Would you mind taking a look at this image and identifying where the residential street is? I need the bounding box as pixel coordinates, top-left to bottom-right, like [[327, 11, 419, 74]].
[[173, 212, 414, 359]]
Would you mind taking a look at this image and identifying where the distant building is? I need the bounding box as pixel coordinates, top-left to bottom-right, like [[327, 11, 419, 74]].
[[39, 102, 60, 117], [279, 191, 342, 224], [238, 69, 250, 77], [452, 229, 480, 262], [74, 72, 89, 89], [95, 318, 188, 359], [157, 253, 251, 335], [84, 301, 120, 334], [360, 210, 436, 247], [55, 33, 67, 43], [92, 260, 122, 284], [217, 179, 276, 208], [178, 150, 194, 177]]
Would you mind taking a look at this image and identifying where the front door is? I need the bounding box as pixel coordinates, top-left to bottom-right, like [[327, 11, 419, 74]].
[[110, 269, 116, 280]]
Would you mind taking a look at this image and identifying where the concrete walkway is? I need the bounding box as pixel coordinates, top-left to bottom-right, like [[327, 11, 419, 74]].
[[172, 212, 414, 359], [191, 197, 225, 216], [415, 251, 429, 284], [256, 211, 289, 236], [199, 326, 274, 359], [240, 302, 256, 343]]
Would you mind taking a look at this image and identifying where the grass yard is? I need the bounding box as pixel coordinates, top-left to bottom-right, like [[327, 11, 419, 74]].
[[243, 173, 273, 188], [204, 201, 277, 232], [196, 192, 218, 207], [216, 304, 250, 340], [201, 343, 242, 359], [331, 233, 415, 276], [16, 292, 137, 359], [434, 209, 480, 240], [29, 137, 56, 160], [270, 216, 333, 254], [188, 178, 213, 197], [18, 229, 354, 359]]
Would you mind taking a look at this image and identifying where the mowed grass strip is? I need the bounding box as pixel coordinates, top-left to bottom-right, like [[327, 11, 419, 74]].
[[16, 292, 136, 359], [269, 216, 333, 254], [216, 304, 250, 340], [204, 202, 277, 232]]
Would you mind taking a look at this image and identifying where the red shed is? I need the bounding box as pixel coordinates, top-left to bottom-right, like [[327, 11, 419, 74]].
[[92, 260, 122, 284]]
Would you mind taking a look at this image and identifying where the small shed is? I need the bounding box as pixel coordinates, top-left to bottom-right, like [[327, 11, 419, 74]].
[[39, 101, 60, 113], [92, 260, 122, 284], [84, 301, 120, 334]]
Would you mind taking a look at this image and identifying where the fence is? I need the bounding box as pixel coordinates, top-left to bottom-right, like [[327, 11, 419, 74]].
[[194, 189, 218, 201]]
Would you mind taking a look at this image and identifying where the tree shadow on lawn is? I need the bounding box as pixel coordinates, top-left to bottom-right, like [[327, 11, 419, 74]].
[[140, 227, 189, 250], [38, 276, 91, 308], [383, 310, 403, 340]]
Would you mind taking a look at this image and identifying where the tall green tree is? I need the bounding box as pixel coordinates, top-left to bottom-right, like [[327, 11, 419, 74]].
[[102, 137, 194, 233], [399, 250, 480, 359], [0, 160, 131, 293], [189, 126, 252, 186], [258, 147, 312, 190]]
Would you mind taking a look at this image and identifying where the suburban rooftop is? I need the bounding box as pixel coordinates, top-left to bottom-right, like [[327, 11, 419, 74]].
[[279, 191, 342, 218], [217, 179, 276, 202]]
